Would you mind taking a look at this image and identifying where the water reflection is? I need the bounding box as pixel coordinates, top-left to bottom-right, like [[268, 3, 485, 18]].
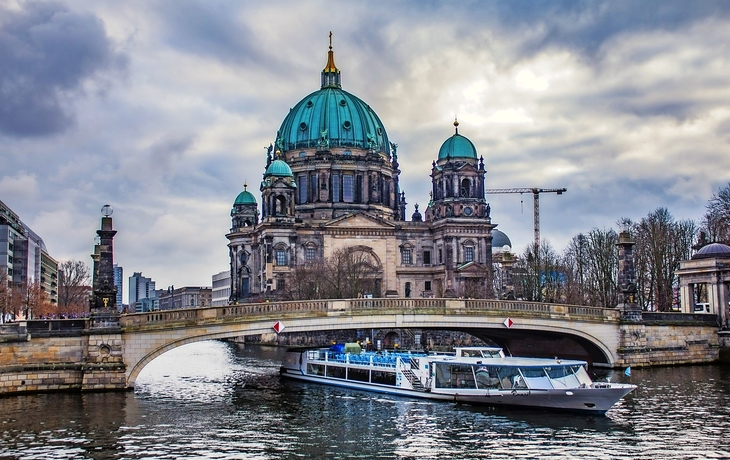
[[1, 341, 730, 459]]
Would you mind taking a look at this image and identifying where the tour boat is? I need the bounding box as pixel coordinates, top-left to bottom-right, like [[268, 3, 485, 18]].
[[280, 344, 636, 414]]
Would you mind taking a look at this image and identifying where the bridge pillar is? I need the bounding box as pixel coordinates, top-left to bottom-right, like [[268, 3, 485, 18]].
[[81, 332, 128, 391]]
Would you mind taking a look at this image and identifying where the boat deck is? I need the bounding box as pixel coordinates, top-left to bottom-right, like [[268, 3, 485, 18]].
[[318, 351, 426, 368]]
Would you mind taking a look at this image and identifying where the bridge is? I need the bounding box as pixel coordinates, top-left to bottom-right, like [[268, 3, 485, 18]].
[[0, 298, 722, 395]]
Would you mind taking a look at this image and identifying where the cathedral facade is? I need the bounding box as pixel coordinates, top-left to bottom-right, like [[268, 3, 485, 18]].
[[226, 41, 498, 302]]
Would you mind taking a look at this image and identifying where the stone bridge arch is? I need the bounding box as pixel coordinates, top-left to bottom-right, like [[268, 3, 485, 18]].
[[124, 326, 277, 387]]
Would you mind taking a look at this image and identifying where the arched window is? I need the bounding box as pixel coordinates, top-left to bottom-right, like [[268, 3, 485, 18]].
[[276, 196, 287, 215], [304, 243, 318, 262], [461, 178, 471, 197], [274, 244, 289, 266]]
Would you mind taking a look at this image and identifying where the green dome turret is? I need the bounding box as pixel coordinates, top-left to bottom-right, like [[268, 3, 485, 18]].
[[234, 187, 257, 205], [438, 119, 478, 160], [265, 158, 294, 177]]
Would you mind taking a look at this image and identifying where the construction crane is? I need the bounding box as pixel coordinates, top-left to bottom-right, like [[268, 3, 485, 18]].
[[484, 187, 567, 247]]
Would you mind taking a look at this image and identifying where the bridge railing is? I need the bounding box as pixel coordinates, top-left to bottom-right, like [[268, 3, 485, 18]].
[[120, 298, 617, 329]]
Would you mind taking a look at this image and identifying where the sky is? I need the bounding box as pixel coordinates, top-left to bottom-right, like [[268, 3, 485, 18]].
[[2, 0, 730, 303]]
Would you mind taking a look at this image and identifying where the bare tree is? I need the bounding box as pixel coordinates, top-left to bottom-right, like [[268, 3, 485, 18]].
[[21, 281, 55, 319], [631, 208, 696, 311], [283, 259, 327, 300], [562, 229, 619, 308], [703, 182, 730, 244], [284, 246, 381, 300], [58, 260, 91, 312], [513, 240, 565, 302]]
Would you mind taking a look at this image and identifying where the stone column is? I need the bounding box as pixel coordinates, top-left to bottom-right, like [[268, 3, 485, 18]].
[[616, 230, 641, 321], [90, 205, 120, 329]]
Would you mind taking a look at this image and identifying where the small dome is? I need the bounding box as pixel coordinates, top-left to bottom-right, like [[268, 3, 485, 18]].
[[234, 190, 257, 206], [438, 132, 477, 160], [492, 229, 512, 252], [692, 242, 730, 260], [265, 159, 294, 177]]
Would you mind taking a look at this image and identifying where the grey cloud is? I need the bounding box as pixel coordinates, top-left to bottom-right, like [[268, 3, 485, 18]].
[[153, 1, 268, 67], [490, 0, 730, 59], [0, 1, 126, 137]]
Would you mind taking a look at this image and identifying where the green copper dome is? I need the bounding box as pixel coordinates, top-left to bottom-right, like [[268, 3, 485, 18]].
[[438, 121, 477, 160], [265, 159, 294, 177], [234, 189, 257, 205], [276, 87, 390, 154], [275, 40, 390, 155]]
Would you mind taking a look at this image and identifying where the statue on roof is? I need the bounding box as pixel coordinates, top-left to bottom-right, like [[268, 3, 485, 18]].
[[318, 128, 329, 149], [367, 132, 376, 150]]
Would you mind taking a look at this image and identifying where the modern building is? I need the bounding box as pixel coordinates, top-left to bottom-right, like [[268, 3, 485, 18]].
[[226, 40, 497, 302], [212, 270, 231, 306], [129, 272, 157, 312], [113, 264, 123, 311], [0, 199, 58, 305], [129, 272, 155, 304], [158, 286, 212, 310], [40, 251, 58, 304]]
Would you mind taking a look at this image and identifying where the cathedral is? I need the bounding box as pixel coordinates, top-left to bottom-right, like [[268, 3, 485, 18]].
[[226, 39, 508, 302]]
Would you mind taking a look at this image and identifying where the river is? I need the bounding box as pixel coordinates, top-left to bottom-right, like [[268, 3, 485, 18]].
[[1, 341, 729, 459]]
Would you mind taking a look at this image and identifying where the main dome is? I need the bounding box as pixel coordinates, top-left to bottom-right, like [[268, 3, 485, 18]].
[[275, 42, 390, 155]]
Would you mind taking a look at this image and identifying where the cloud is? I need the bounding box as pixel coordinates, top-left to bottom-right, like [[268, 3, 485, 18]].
[[0, 172, 39, 205], [0, 1, 127, 137]]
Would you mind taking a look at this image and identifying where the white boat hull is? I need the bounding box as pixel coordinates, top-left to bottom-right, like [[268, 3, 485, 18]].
[[280, 346, 636, 414]]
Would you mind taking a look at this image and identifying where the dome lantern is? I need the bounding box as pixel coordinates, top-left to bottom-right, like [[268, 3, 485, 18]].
[[321, 31, 341, 89]]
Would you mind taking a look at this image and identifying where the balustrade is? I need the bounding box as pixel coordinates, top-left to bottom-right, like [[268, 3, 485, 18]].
[[119, 298, 613, 328]]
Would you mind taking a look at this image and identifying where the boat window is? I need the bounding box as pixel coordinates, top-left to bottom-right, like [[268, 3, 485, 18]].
[[307, 350, 322, 360], [348, 368, 369, 382], [326, 366, 346, 379], [573, 365, 593, 387], [371, 370, 396, 386], [307, 363, 325, 376], [520, 367, 552, 390], [474, 366, 501, 389], [490, 367, 523, 390], [434, 364, 476, 389], [461, 350, 482, 358], [484, 349, 504, 358], [546, 365, 581, 389]]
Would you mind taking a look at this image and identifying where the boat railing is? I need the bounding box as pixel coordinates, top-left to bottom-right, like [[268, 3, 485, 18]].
[[409, 357, 419, 369]]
